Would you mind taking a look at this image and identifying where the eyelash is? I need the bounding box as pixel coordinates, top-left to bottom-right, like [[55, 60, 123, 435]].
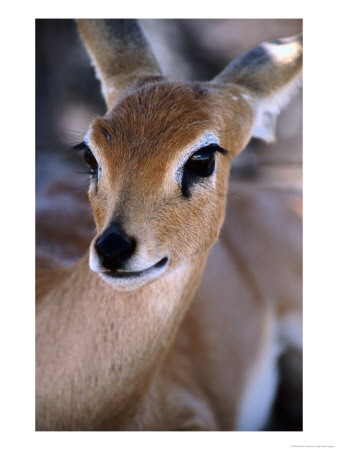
[[71, 141, 227, 193]]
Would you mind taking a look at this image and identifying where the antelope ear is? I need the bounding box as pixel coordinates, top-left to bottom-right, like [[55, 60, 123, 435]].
[[77, 19, 163, 109], [212, 34, 302, 144]]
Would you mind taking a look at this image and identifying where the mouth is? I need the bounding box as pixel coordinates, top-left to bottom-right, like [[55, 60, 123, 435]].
[[102, 257, 169, 280]]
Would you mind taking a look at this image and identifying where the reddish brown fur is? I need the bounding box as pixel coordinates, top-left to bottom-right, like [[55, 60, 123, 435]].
[[87, 82, 255, 272]]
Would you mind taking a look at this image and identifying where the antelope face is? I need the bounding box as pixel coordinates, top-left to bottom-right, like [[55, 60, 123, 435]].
[[82, 82, 253, 290], [76, 19, 301, 291]]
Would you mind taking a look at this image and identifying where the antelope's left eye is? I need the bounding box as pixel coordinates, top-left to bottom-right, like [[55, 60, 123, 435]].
[[184, 147, 216, 178], [181, 144, 227, 198]]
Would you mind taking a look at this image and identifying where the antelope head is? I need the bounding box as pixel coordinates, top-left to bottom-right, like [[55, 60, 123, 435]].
[[76, 19, 302, 291]]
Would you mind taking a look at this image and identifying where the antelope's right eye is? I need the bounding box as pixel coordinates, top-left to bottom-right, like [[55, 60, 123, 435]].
[[73, 141, 99, 176], [84, 147, 98, 174]]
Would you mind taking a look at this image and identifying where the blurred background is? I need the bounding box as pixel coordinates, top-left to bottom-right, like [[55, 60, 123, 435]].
[[36, 19, 303, 431]]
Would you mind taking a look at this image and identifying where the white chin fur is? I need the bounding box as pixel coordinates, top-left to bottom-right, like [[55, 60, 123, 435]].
[[89, 248, 169, 291], [96, 263, 168, 291], [96, 272, 152, 291]]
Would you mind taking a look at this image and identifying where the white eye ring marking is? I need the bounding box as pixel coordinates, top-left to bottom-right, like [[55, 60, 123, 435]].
[[174, 132, 220, 186]]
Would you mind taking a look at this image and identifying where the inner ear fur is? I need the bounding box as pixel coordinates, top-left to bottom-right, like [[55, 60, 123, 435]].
[[211, 34, 302, 144]]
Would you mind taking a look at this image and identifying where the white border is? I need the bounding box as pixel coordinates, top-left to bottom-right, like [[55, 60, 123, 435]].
[[3, 2, 337, 449]]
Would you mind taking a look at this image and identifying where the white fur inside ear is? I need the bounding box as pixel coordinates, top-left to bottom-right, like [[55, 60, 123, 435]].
[[251, 72, 302, 144], [252, 110, 277, 143]]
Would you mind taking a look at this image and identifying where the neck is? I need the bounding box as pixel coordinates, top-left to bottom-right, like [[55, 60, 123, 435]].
[[36, 250, 208, 430]]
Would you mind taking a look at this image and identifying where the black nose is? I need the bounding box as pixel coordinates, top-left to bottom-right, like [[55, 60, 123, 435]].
[[95, 225, 136, 271]]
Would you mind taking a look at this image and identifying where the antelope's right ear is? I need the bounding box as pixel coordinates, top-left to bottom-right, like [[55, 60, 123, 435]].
[[212, 34, 302, 144], [77, 19, 163, 110]]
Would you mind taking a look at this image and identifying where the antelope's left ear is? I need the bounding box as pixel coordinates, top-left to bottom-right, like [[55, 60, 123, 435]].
[[211, 34, 302, 144]]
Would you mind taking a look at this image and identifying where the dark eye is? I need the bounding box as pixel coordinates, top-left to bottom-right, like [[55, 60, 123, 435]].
[[181, 144, 226, 198], [83, 147, 98, 174], [73, 141, 99, 176], [185, 147, 216, 178]]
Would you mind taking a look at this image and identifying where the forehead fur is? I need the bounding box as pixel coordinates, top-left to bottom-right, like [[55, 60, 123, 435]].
[[90, 82, 213, 160]]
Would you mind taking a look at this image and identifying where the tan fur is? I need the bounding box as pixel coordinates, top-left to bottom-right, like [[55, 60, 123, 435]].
[[77, 19, 163, 107], [36, 20, 302, 430]]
